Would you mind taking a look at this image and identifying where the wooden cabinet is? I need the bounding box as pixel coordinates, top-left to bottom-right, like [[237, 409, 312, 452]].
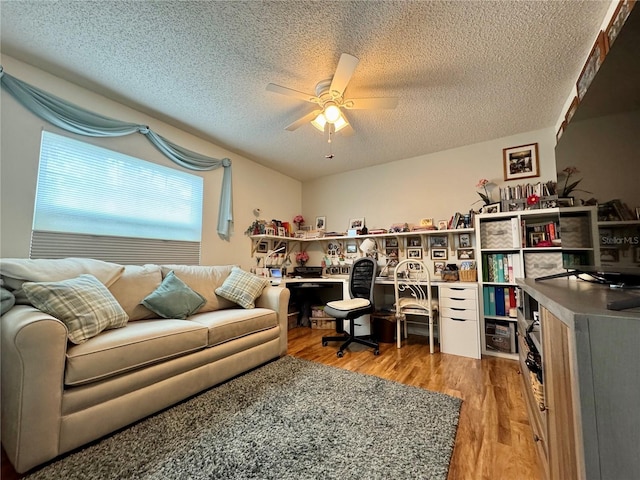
[[517, 278, 640, 479]]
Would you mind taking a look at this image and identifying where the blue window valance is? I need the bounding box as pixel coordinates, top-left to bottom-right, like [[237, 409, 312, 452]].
[[0, 66, 233, 240]]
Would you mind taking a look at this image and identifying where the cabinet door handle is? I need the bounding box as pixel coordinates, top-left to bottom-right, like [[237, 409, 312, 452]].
[[533, 434, 541, 443], [451, 318, 466, 322], [451, 297, 465, 301], [538, 402, 548, 412], [451, 307, 465, 311]]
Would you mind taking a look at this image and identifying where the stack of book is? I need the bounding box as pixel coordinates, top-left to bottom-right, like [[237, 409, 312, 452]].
[[483, 285, 518, 318]]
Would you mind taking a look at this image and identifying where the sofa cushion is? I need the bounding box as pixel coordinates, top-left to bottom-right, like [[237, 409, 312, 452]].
[[108, 264, 162, 320], [1, 257, 125, 305], [160, 264, 236, 312], [215, 267, 269, 309], [142, 271, 206, 320], [189, 308, 279, 347], [22, 274, 129, 344], [65, 319, 208, 386]]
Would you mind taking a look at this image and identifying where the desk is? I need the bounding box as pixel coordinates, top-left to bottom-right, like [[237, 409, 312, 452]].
[[282, 277, 480, 357]]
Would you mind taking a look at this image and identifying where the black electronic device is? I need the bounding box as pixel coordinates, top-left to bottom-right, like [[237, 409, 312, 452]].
[[551, 6, 640, 310], [293, 266, 323, 278]]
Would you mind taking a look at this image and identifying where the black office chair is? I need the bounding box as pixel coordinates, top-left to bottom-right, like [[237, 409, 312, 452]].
[[322, 257, 379, 357]]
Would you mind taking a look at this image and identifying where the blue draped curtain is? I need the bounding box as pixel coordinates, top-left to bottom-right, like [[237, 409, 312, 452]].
[[0, 66, 233, 240]]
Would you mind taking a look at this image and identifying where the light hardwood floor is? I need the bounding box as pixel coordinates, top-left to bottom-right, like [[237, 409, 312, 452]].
[[288, 327, 543, 480], [1, 327, 543, 480]]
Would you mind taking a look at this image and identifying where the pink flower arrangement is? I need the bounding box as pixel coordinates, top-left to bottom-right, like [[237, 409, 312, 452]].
[[295, 251, 309, 264], [293, 215, 304, 230], [476, 179, 491, 205]]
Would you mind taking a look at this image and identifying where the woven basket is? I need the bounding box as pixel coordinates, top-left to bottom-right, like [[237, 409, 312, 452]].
[[530, 371, 544, 405], [459, 269, 477, 282]]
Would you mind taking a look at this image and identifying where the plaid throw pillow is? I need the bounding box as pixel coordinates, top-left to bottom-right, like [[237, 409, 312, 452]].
[[23, 274, 129, 344], [215, 267, 269, 309]]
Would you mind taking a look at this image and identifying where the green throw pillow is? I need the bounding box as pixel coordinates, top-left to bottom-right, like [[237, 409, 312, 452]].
[[23, 274, 129, 344], [215, 267, 269, 309], [142, 270, 206, 320]]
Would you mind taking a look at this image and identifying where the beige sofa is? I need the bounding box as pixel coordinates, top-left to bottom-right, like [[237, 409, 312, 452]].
[[0, 258, 289, 474]]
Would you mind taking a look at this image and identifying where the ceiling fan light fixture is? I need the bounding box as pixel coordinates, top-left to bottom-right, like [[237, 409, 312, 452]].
[[332, 115, 349, 132], [323, 103, 341, 123], [311, 112, 327, 132]]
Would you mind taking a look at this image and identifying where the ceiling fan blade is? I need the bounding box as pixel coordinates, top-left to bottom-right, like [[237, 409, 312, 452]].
[[266, 83, 317, 103], [344, 97, 399, 110], [285, 109, 322, 131], [329, 53, 359, 97]]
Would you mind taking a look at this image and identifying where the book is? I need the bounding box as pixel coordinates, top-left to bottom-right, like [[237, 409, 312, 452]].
[[496, 254, 505, 283], [495, 287, 506, 316]]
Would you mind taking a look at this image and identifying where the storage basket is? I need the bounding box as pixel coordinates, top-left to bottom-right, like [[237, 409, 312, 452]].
[[529, 371, 545, 405], [459, 269, 477, 282], [311, 318, 335, 329]]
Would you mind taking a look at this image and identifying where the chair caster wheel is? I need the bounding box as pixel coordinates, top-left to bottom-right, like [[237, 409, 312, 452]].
[[322, 341, 328, 346], [337, 351, 344, 358], [374, 349, 380, 355]]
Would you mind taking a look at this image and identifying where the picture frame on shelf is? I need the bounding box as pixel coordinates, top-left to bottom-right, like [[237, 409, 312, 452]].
[[265, 227, 276, 236], [565, 96, 579, 124], [606, 0, 636, 50], [407, 237, 421, 247], [529, 232, 547, 247], [407, 248, 422, 259], [503, 143, 540, 181], [256, 240, 269, 254], [385, 237, 398, 248], [457, 248, 474, 260], [600, 248, 620, 263], [315, 216, 326, 230], [504, 199, 526, 212], [429, 236, 448, 249], [458, 233, 471, 248], [277, 227, 286, 236], [437, 220, 448, 230], [556, 121, 567, 144], [431, 248, 448, 260], [348, 217, 365, 230], [419, 218, 434, 227], [557, 197, 575, 207], [576, 31, 607, 101], [433, 261, 446, 276], [480, 202, 501, 214], [346, 243, 357, 254]]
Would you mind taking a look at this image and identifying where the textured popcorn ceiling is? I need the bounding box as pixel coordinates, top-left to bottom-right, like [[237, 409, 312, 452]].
[[0, 1, 611, 181]]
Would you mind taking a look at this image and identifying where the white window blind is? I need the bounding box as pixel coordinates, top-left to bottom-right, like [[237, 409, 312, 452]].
[[32, 131, 203, 264]]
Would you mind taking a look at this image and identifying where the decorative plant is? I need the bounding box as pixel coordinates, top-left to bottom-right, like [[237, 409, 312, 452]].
[[295, 251, 309, 265], [293, 214, 305, 230], [527, 194, 540, 207], [558, 167, 590, 197], [475, 179, 492, 205]]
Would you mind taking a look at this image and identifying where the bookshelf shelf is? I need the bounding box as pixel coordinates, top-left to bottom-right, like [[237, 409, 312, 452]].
[[476, 207, 598, 359]]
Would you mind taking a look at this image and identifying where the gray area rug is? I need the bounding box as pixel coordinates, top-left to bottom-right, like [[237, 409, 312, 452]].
[[26, 356, 461, 480]]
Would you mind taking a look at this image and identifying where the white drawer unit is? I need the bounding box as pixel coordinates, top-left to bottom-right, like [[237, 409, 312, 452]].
[[438, 284, 481, 359]]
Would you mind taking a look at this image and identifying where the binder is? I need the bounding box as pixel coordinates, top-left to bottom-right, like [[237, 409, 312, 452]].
[[495, 287, 506, 316], [496, 254, 505, 283]]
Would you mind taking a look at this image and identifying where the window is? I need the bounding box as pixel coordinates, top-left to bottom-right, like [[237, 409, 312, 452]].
[[31, 131, 204, 264]]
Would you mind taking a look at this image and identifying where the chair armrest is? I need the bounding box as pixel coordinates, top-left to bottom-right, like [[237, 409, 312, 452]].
[[1, 305, 68, 473], [254, 286, 290, 356]]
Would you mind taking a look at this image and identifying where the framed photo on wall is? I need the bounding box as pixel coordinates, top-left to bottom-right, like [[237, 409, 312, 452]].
[[429, 236, 448, 249], [503, 143, 540, 181], [606, 0, 636, 50], [407, 248, 422, 259], [431, 248, 447, 260], [433, 261, 446, 276], [577, 31, 607, 101], [256, 240, 269, 253], [458, 233, 471, 248]]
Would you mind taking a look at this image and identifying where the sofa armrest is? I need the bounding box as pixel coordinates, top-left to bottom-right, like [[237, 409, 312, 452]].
[[254, 286, 290, 356], [1, 305, 68, 473]]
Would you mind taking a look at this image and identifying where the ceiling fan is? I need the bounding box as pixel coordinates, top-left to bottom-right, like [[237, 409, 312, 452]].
[[266, 53, 398, 135]]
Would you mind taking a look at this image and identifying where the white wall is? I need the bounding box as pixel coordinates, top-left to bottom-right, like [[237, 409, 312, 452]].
[[0, 56, 302, 269], [302, 128, 557, 230]]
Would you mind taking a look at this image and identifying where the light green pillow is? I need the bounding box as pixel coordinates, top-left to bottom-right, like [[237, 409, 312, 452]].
[[215, 267, 269, 309], [142, 270, 206, 320], [23, 274, 129, 344]]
